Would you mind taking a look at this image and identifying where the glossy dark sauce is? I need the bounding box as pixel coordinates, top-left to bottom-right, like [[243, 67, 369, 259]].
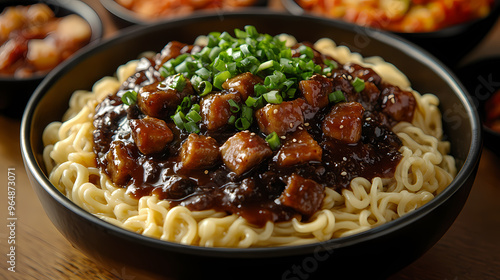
[[93, 41, 413, 226]]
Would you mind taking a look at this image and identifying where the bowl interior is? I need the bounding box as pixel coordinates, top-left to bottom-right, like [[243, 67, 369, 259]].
[[21, 12, 482, 279]]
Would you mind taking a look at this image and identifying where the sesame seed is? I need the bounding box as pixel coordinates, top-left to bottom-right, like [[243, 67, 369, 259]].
[[298, 126, 303, 130], [292, 138, 297, 142], [273, 109, 278, 114], [304, 122, 310, 126], [280, 136, 286, 140], [339, 125, 344, 129], [341, 171, 347, 176], [289, 123, 293, 128], [366, 117, 372, 121], [204, 170, 209, 174], [343, 157, 347, 161]]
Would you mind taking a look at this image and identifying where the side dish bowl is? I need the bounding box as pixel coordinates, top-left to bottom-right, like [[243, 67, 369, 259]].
[[20, 12, 481, 280], [100, 0, 268, 27], [282, 0, 500, 68], [457, 57, 500, 156], [0, 0, 102, 118]]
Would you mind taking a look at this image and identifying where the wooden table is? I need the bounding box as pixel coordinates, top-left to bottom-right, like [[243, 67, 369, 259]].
[[1, 1, 500, 279]]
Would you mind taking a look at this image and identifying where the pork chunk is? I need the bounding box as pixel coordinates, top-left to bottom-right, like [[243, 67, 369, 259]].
[[322, 102, 365, 144], [380, 85, 416, 123], [255, 99, 305, 136], [105, 141, 136, 185], [275, 130, 322, 167], [130, 117, 173, 155], [200, 91, 242, 131], [299, 74, 333, 109], [278, 174, 324, 216], [222, 72, 263, 101], [137, 76, 193, 119], [220, 131, 272, 175], [180, 133, 220, 170]]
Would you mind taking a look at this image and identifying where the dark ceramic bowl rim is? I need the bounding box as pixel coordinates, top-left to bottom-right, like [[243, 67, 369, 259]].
[[100, 0, 269, 26], [21, 11, 481, 258], [281, 0, 500, 37], [0, 0, 103, 82]]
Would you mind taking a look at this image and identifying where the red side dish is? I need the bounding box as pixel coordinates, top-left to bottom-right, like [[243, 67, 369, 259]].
[[295, 0, 494, 32], [115, 0, 259, 20], [0, 4, 91, 78]]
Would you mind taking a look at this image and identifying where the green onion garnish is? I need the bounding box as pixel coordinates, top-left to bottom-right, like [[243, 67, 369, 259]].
[[121, 90, 138, 106], [265, 131, 281, 150], [352, 77, 365, 93], [328, 90, 345, 103], [263, 90, 283, 104], [227, 99, 240, 113]]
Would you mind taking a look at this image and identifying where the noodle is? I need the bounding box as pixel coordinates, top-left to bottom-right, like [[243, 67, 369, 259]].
[[42, 35, 456, 248]]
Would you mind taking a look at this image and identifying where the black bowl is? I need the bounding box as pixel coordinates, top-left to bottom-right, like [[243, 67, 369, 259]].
[[100, 0, 269, 28], [456, 57, 500, 156], [282, 0, 500, 68], [20, 12, 482, 280], [0, 0, 103, 118]]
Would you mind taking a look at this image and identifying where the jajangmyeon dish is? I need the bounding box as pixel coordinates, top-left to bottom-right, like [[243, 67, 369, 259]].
[[42, 26, 456, 247]]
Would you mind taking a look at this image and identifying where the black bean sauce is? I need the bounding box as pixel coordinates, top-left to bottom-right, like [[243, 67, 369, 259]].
[[93, 41, 414, 226]]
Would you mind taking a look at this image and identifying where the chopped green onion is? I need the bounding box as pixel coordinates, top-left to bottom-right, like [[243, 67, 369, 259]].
[[184, 121, 200, 133], [235, 117, 251, 130], [263, 90, 283, 104], [197, 81, 212, 96], [213, 71, 231, 89], [352, 77, 365, 93], [172, 74, 187, 91], [171, 111, 186, 130], [265, 132, 281, 150], [328, 90, 345, 103], [227, 99, 240, 113], [186, 110, 202, 123], [228, 115, 236, 125], [121, 90, 137, 106]]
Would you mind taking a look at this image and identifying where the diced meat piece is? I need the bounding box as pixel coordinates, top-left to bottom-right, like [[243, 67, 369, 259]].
[[275, 130, 322, 167], [322, 102, 365, 143], [255, 99, 304, 136], [155, 175, 197, 200], [137, 76, 193, 119], [180, 133, 220, 170], [299, 74, 333, 109], [220, 131, 272, 175], [105, 141, 136, 185], [222, 72, 263, 100], [380, 85, 416, 123], [155, 41, 191, 67], [200, 91, 241, 131], [278, 174, 324, 216], [344, 62, 382, 85], [359, 81, 380, 111], [130, 116, 173, 155]]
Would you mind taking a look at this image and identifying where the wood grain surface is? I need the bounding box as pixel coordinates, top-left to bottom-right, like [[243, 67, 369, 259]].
[[1, 0, 500, 279]]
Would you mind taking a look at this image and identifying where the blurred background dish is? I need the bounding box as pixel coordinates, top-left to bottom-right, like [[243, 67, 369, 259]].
[[0, 0, 103, 118], [100, 0, 268, 27], [21, 12, 481, 280], [456, 56, 500, 156], [282, 0, 500, 67]]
